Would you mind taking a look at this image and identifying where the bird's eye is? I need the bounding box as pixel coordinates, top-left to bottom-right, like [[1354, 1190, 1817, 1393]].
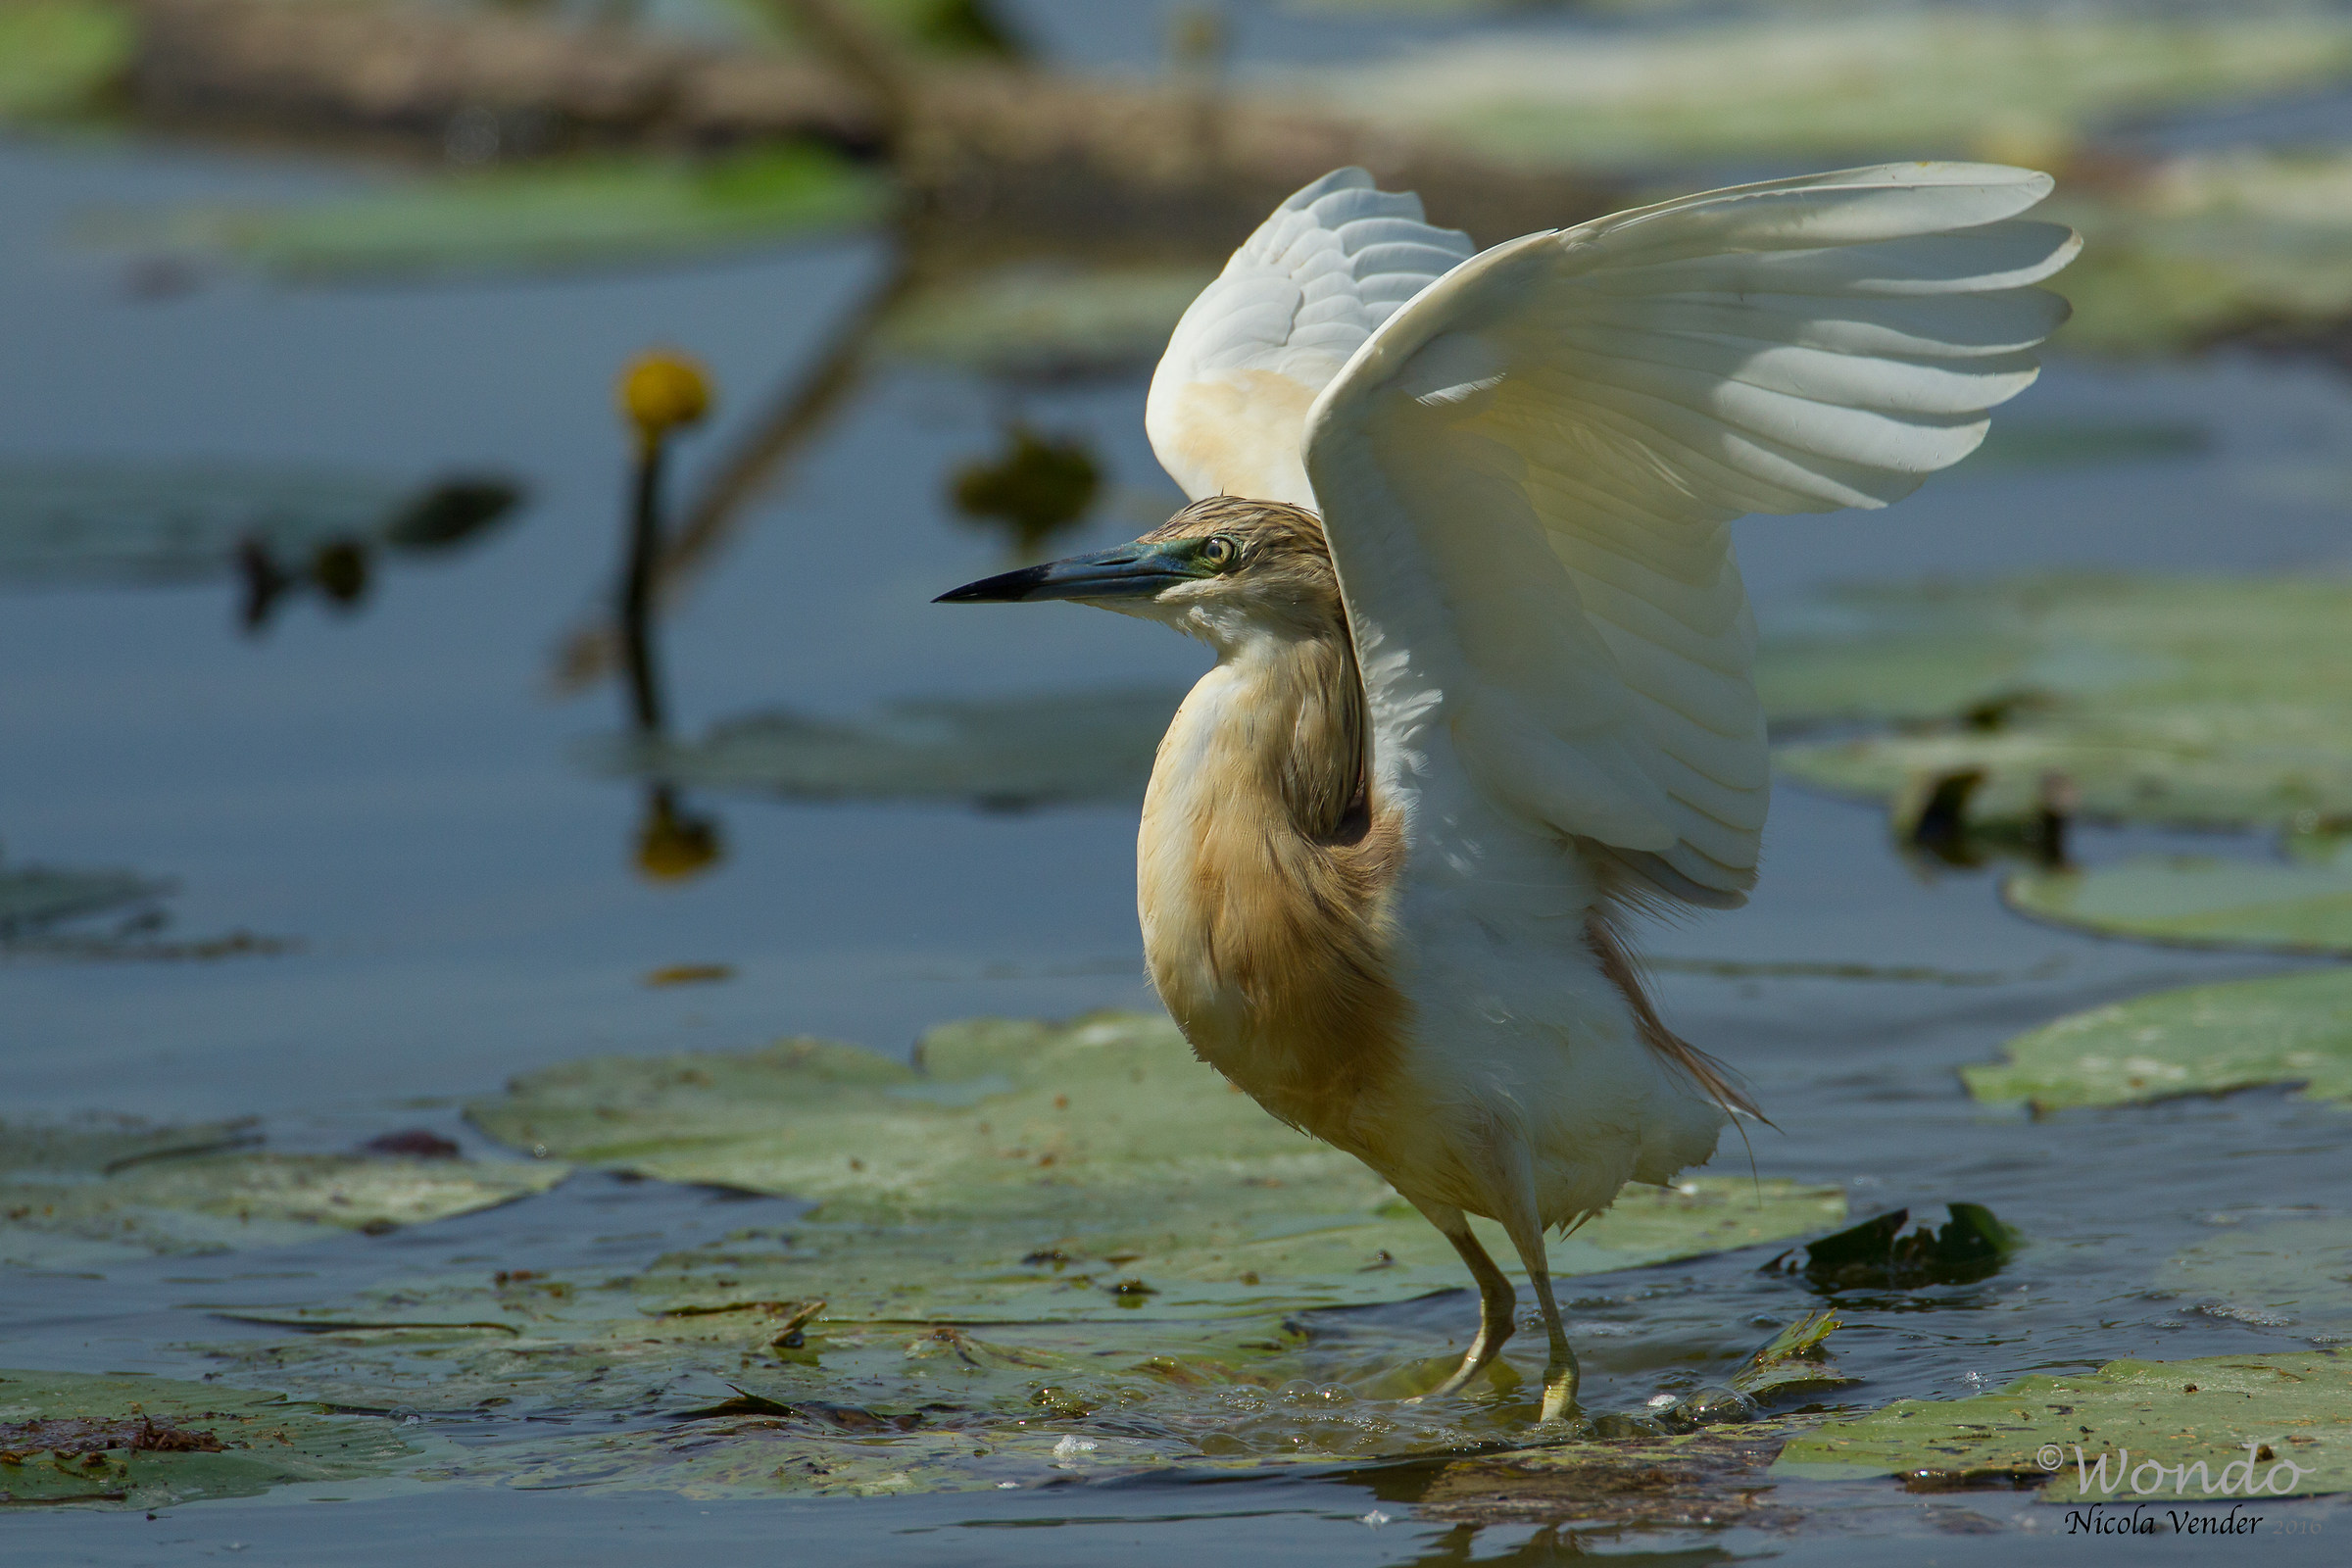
[[1200, 535, 1240, 569]]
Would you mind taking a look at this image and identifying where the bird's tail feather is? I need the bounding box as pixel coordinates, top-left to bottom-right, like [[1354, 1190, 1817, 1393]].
[[1584, 910, 1766, 1124]]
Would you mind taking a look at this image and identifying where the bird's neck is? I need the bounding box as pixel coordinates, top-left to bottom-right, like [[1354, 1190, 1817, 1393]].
[[1219, 620, 1370, 837], [1138, 616, 1408, 1144]]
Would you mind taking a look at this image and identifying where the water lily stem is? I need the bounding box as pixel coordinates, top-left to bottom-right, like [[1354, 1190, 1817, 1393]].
[[622, 435, 668, 736]]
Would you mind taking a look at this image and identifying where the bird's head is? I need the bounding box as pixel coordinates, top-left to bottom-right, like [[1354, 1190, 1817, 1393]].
[[935, 497, 1341, 649]]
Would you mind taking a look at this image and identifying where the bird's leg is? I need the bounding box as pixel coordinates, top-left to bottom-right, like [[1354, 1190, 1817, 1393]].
[[1402, 1200, 1516, 1403], [1499, 1215, 1581, 1424]]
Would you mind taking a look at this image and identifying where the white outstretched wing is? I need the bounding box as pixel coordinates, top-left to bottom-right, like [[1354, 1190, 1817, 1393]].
[[1302, 164, 2080, 908], [1148, 169, 1475, 508]]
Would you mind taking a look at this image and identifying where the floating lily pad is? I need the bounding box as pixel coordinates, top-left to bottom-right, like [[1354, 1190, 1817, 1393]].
[[1765, 574, 2352, 832], [124, 147, 888, 280], [191, 1254, 1853, 1492], [136, 1015, 1844, 1494], [1963, 967, 2352, 1112], [2051, 150, 2352, 357], [1777, 1351, 2352, 1498], [0, 1117, 569, 1266], [466, 1013, 1842, 1323], [879, 266, 1214, 379], [0, 0, 131, 121], [0, 465, 520, 587], [604, 687, 1189, 809], [1307, 14, 2352, 171], [0, 1367, 440, 1509], [2005, 853, 2352, 956]]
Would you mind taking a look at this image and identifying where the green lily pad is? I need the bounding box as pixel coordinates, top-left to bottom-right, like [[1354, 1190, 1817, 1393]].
[[139, 1014, 1843, 1494], [2005, 853, 2352, 956], [0, 1367, 441, 1509], [1962, 967, 2352, 1112], [1731, 1309, 1853, 1404], [0, 465, 521, 587], [2050, 150, 2352, 357], [0, 1117, 570, 1266], [1307, 14, 2352, 171], [879, 265, 1215, 379], [123, 146, 888, 280], [604, 687, 1189, 808], [1777, 1351, 2352, 1499], [191, 1273, 1854, 1492], [699, 0, 1022, 58], [467, 1011, 1844, 1322], [1765, 574, 2352, 832], [0, 0, 131, 121]]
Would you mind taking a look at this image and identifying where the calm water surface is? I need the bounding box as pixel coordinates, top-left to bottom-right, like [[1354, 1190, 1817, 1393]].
[[7, 81, 2352, 1567]]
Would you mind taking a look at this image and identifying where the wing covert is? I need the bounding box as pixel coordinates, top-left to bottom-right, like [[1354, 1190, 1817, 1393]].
[[1147, 169, 1474, 508], [1302, 163, 2080, 909]]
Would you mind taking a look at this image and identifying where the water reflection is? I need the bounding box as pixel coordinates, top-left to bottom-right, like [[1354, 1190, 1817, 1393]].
[[1898, 766, 2075, 875], [0, 462, 521, 631], [612, 350, 728, 881], [564, 246, 1176, 828], [951, 421, 1102, 559]]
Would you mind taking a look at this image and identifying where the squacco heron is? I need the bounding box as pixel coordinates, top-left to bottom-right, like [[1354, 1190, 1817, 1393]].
[[941, 164, 2078, 1422]]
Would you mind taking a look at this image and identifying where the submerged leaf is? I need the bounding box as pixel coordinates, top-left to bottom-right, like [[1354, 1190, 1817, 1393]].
[[0, 862, 171, 937], [0, 1117, 568, 1265], [2005, 852, 2352, 956], [1964, 967, 2352, 1112], [0, 1114, 259, 1177], [1415, 1425, 1795, 1528], [600, 688, 1189, 808], [0, 1368, 440, 1510], [2164, 1216, 2352, 1336], [1777, 1351, 2352, 1498]]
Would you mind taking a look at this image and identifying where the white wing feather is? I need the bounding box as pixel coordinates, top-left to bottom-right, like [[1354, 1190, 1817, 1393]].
[[1147, 169, 1475, 508], [1300, 163, 2080, 909]]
